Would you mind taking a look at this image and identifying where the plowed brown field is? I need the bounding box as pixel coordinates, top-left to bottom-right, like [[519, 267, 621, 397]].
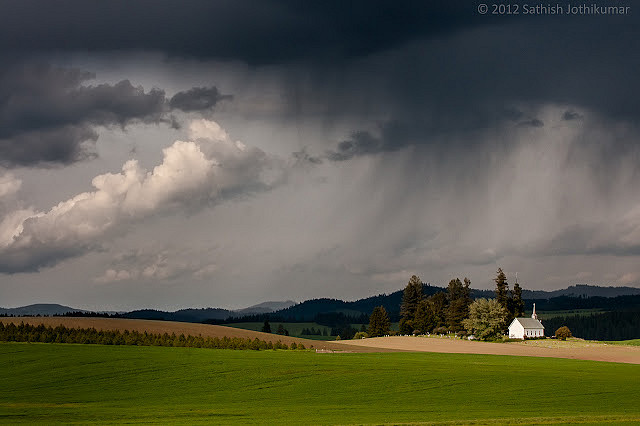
[[0, 317, 380, 352], [4, 317, 638, 363], [333, 335, 640, 364]]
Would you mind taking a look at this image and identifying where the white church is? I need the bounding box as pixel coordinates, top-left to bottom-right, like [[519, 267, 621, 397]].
[[508, 303, 545, 339]]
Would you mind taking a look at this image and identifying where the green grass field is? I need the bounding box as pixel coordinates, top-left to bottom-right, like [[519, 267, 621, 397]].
[[1, 343, 639, 424], [225, 321, 401, 340], [536, 308, 605, 320], [605, 339, 640, 346], [225, 322, 335, 340]]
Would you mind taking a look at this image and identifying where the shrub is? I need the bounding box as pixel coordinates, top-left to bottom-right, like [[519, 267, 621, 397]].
[[353, 331, 369, 339], [555, 326, 572, 341]]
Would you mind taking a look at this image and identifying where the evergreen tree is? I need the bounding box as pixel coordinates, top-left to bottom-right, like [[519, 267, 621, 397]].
[[414, 298, 436, 333], [261, 320, 271, 333], [400, 275, 423, 334], [429, 291, 448, 329], [494, 268, 509, 309], [277, 324, 285, 335], [445, 278, 469, 333], [463, 277, 472, 306], [368, 306, 391, 337], [511, 281, 525, 318]]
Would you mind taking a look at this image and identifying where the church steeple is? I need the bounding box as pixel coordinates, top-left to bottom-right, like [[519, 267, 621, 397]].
[[531, 303, 538, 320]]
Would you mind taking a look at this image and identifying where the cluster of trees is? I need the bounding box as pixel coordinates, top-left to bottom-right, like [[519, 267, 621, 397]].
[[544, 310, 640, 341], [399, 275, 472, 335], [0, 322, 306, 350], [493, 268, 525, 326], [57, 311, 115, 318], [526, 294, 640, 311], [395, 269, 528, 340], [301, 327, 328, 336], [462, 269, 528, 340], [261, 321, 291, 336]]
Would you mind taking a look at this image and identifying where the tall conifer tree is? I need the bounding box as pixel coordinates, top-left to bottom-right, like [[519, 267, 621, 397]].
[[494, 268, 509, 309], [511, 280, 525, 318], [368, 306, 391, 337], [400, 275, 423, 334]]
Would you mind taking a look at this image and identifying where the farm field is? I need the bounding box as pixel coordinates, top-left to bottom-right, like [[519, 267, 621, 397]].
[[0, 317, 374, 352], [2, 343, 640, 424], [606, 339, 640, 346], [335, 335, 640, 364], [225, 322, 335, 340], [5, 317, 640, 363], [223, 322, 403, 339], [536, 308, 604, 320]]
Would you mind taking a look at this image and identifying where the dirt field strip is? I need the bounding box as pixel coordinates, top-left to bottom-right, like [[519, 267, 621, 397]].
[[0, 317, 385, 353], [333, 335, 640, 364], [5, 317, 638, 363]]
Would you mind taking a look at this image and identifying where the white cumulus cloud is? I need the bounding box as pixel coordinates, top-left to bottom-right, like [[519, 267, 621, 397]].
[[0, 119, 282, 273]]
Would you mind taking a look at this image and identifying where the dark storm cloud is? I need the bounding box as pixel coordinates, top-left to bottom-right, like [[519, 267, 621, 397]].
[[324, 108, 545, 161], [0, 0, 486, 65], [517, 119, 544, 128], [292, 148, 323, 165], [169, 87, 231, 112], [327, 121, 414, 161], [313, 12, 639, 161], [562, 110, 583, 121], [0, 64, 227, 167]]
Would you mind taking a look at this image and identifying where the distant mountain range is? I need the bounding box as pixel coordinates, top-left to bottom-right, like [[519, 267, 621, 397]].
[[0, 300, 296, 319], [523, 285, 640, 299], [0, 304, 88, 316], [2, 285, 640, 320]]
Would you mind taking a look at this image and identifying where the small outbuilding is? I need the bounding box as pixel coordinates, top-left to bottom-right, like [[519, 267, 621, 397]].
[[508, 303, 545, 339]]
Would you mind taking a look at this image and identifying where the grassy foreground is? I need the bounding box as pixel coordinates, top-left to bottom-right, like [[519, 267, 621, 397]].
[[1, 343, 639, 424], [605, 339, 640, 346]]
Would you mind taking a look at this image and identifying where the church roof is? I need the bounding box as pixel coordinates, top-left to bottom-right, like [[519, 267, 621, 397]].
[[512, 318, 545, 329]]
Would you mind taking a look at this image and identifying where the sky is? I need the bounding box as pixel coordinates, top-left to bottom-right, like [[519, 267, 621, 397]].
[[1, 1, 639, 310]]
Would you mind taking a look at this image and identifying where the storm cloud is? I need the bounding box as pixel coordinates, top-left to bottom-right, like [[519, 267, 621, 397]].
[[1, 2, 639, 308], [0, 64, 228, 167], [0, 1, 484, 65], [169, 87, 231, 112]]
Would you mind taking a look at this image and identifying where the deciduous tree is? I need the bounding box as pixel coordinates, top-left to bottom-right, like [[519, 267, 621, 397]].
[[462, 298, 507, 341], [555, 326, 572, 340]]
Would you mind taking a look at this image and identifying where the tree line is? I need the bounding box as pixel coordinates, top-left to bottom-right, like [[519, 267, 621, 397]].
[[0, 322, 308, 350], [542, 310, 640, 341], [398, 270, 523, 337], [363, 269, 528, 341]]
